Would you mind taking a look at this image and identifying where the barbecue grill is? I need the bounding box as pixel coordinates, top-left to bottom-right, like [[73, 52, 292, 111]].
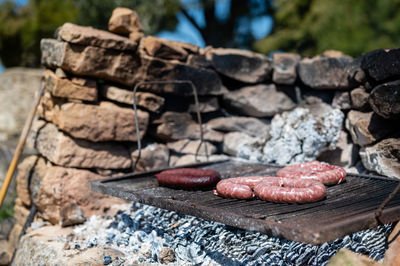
[[90, 159, 400, 245]]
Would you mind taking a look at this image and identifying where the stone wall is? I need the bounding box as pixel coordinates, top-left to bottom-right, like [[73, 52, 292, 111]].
[[7, 8, 400, 261]]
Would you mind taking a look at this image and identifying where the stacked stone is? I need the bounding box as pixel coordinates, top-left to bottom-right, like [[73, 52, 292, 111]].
[[10, 8, 400, 252]]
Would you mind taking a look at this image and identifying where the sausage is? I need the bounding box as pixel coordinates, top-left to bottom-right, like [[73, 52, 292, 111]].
[[156, 168, 221, 189], [254, 177, 326, 203], [277, 161, 347, 185], [216, 176, 270, 199]]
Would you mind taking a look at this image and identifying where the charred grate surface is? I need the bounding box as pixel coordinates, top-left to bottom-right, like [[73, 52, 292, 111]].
[[90, 160, 400, 244]]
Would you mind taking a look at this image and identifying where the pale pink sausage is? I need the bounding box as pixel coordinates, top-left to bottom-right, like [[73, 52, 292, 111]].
[[277, 161, 347, 185], [216, 176, 269, 199], [254, 177, 326, 203]]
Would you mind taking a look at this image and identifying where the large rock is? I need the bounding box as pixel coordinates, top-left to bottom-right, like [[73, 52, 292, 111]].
[[207, 116, 270, 138], [131, 143, 169, 171], [167, 139, 217, 156], [346, 110, 395, 146], [327, 248, 380, 266], [332, 91, 351, 110], [13, 198, 30, 226], [222, 84, 295, 117], [272, 52, 300, 85], [369, 80, 400, 119], [13, 225, 126, 265], [41, 39, 141, 86], [57, 23, 138, 51], [0, 68, 43, 138], [170, 154, 229, 167], [223, 132, 266, 161], [34, 166, 125, 225], [360, 138, 400, 179], [360, 48, 400, 81], [99, 84, 164, 112], [298, 56, 356, 89], [384, 222, 400, 266], [137, 55, 226, 96], [188, 97, 219, 113], [141, 36, 199, 61], [0, 240, 12, 266], [16, 155, 49, 207], [350, 86, 370, 110], [205, 48, 272, 83], [156, 112, 224, 142], [263, 104, 344, 165], [317, 131, 359, 168], [32, 121, 132, 169], [39, 96, 149, 142], [44, 70, 98, 102], [108, 7, 143, 35]]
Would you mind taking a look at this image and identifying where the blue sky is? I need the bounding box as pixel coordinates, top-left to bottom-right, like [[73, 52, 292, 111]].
[[0, 0, 272, 71]]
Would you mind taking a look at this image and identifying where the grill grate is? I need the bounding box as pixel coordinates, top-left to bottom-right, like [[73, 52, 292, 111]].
[[90, 159, 400, 245]]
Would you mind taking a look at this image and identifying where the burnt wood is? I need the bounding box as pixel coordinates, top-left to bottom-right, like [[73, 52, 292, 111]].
[[90, 159, 400, 245]]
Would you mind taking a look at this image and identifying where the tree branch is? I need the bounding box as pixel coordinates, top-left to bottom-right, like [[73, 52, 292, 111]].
[[180, 7, 206, 39]]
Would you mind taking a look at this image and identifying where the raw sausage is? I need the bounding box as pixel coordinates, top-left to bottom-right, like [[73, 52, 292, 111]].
[[277, 161, 346, 185], [156, 168, 221, 189], [216, 176, 270, 199], [254, 177, 326, 203]]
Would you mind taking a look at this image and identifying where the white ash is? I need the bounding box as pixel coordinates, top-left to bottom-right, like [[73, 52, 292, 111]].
[[69, 202, 391, 265], [262, 106, 344, 165]]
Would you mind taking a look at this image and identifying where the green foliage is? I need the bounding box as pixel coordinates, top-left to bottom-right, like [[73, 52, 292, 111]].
[[253, 0, 400, 57], [0, 202, 14, 222], [0, 0, 77, 67]]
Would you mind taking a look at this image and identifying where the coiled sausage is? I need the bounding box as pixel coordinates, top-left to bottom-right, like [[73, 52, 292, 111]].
[[216, 176, 269, 199], [277, 161, 346, 185], [254, 177, 326, 203]]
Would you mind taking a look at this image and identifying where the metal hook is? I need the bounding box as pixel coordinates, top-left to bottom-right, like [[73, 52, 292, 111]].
[[132, 80, 209, 172]]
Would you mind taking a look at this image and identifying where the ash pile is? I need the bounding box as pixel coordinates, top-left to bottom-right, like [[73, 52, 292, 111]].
[[2, 6, 400, 266], [13, 203, 393, 265]]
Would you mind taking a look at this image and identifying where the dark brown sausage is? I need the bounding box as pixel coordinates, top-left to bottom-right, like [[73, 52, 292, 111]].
[[156, 168, 221, 189], [277, 161, 347, 185], [254, 177, 326, 203], [216, 176, 270, 199]]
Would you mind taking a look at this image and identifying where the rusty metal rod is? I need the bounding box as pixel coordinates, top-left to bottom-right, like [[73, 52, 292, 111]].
[[0, 80, 44, 208], [375, 182, 400, 225]]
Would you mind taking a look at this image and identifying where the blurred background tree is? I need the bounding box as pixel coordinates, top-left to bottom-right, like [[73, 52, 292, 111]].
[[1, 0, 400, 68], [253, 0, 400, 57]]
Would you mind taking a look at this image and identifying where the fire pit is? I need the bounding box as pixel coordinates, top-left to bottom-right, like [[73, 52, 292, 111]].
[[90, 159, 400, 245]]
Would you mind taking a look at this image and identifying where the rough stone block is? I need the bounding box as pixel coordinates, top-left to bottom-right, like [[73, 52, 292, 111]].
[[108, 7, 143, 35], [39, 96, 149, 142], [41, 39, 141, 86], [272, 52, 300, 85], [170, 154, 229, 167], [298, 56, 356, 89], [100, 84, 164, 112], [207, 116, 270, 138], [58, 23, 138, 51], [369, 80, 400, 119], [346, 110, 396, 146], [141, 36, 199, 61], [223, 132, 265, 161], [13, 198, 30, 226], [44, 70, 98, 101], [131, 143, 169, 171], [350, 86, 370, 110], [156, 112, 224, 142], [205, 48, 272, 83], [16, 155, 49, 207], [137, 55, 226, 96], [360, 138, 400, 179], [32, 122, 132, 169], [360, 48, 400, 81], [222, 84, 295, 117], [167, 139, 217, 156], [332, 91, 351, 110], [187, 97, 219, 113], [34, 166, 126, 225]]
